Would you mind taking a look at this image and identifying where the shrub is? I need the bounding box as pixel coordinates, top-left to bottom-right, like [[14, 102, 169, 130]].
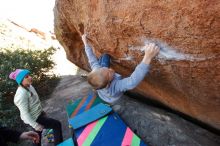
[[0, 47, 58, 128]]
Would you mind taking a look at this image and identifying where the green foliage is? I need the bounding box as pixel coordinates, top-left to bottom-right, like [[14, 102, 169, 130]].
[[0, 47, 58, 128]]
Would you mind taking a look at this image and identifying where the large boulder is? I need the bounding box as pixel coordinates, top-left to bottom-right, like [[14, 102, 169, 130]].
[[54, 0, 220, 129]]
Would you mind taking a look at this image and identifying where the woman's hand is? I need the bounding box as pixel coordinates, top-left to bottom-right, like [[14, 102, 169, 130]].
[[35, 124, 44, 132]]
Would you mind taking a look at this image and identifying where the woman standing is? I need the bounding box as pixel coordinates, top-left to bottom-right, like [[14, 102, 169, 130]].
[[9, 69, 63, 146]]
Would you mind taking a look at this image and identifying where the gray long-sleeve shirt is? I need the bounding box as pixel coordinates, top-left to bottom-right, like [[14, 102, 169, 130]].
[[85, 45, 150, 103]]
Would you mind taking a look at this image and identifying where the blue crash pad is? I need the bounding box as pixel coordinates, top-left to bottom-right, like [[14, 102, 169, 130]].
[[68, 103, 112, 129]]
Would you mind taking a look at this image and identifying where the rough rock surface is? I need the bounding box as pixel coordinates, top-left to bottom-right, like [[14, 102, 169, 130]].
[[42, 75, 220, 146], [54, 0, 220, 129]]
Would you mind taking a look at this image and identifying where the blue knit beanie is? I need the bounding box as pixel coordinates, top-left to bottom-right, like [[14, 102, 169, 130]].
[[9, 69, 30, 84]]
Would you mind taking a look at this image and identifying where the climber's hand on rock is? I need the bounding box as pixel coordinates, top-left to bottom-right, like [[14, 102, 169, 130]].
[[142, 43, 160, 64], [82, 34, 88, 46]]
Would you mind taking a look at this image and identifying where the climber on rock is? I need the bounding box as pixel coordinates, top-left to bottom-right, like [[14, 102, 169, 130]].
[[81, 33, 159, 104]]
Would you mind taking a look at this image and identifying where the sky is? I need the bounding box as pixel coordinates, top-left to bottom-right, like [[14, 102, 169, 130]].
[[0, 0, 55, 32], [0, 0, 78, 75]]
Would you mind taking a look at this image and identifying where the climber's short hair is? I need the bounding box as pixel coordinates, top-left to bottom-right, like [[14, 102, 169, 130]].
[[87, 68, 109, 90]]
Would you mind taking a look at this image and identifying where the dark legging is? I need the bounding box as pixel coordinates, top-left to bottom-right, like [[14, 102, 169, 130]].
[[33, 113, 63, 146]]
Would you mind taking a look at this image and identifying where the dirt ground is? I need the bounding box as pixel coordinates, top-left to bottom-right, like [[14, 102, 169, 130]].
[[41, 75, 220, 146]]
